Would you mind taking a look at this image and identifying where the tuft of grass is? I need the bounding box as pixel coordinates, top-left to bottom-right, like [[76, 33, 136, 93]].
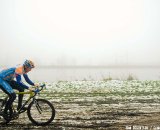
[[103, 76, 112, 81], [127, 74, 135, 81]]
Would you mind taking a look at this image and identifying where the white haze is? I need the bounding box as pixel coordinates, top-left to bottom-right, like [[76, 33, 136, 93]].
[[0, 0, 160, 67]]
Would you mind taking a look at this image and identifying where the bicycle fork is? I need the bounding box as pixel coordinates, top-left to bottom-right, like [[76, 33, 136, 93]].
[[33, 99, 43, 114]]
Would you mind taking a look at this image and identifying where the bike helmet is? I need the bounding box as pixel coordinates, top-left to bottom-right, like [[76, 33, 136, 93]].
[[23, 60, 35, 68]]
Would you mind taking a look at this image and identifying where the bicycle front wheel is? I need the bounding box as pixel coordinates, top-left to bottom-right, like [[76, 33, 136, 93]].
[[27, 99, 55, 126]]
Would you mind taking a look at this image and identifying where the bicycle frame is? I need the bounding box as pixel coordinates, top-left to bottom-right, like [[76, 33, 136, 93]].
[[3, 85, 44, 114], [15, 90, 36, 113], [0, 84, 56, 125]]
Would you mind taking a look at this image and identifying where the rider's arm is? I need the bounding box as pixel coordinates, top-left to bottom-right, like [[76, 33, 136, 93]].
[[23, 74, 35, 86], [16, 75, 29, 89]]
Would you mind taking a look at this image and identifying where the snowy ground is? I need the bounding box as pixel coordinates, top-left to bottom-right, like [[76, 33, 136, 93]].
[[1, 80, 160, 130]]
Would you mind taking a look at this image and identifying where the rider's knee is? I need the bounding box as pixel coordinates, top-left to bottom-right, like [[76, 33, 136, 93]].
[[10, 92, 16, 101], [19, 88, 24, 92]]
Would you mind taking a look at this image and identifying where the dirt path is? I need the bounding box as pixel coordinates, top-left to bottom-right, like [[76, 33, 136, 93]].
[[1, 92, 160, 130]]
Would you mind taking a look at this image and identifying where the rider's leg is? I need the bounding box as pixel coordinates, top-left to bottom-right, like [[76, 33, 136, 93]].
[[0, 80, 16, 118], [4, 92, 16, 116], [7, 80, 25, 110]]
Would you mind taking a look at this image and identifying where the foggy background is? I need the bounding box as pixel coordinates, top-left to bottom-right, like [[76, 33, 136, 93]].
[[0, 0, 160, 67], [0, 0, 160, 81]]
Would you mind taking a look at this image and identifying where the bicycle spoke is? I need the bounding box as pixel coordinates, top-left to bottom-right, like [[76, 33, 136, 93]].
[[35, 104, 42, 114]]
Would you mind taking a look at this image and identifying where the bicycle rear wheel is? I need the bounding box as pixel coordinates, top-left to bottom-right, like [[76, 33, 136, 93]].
[[0, 99, 6, 123], [27, 99, 55, 126], [0, 99, 5, 112]]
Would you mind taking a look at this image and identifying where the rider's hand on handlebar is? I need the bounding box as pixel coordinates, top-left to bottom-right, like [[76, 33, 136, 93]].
[[28, 87, 35, 91], [34, 83, 39, 88]]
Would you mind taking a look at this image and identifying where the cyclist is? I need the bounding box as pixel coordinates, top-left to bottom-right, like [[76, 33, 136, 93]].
[[0, 60, 37, 120]]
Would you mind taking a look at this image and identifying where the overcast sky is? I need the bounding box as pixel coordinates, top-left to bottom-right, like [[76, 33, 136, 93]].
[[0, 0, 160, 67]]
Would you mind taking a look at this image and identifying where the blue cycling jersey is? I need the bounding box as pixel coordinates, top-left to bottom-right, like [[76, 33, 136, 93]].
[[0, 67, 16, 81], [0, 65, 34, 89]]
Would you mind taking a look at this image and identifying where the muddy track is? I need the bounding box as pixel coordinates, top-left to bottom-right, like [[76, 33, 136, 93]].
[[1, 92, 160, 130]]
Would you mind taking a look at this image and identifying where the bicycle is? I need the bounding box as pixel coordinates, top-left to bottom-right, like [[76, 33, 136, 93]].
[[0, 84, 55, 126]]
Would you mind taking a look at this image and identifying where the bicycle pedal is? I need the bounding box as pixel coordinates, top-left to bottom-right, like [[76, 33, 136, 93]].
[[11, 113, 19, 120], [12, 116, 18, 120]]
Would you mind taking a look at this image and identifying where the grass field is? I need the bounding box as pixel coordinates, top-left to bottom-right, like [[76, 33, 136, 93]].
[[1, 80, 160, 130]]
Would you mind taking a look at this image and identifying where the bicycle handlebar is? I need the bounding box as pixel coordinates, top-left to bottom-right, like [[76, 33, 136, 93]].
[[33, 84, 46, 95]]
